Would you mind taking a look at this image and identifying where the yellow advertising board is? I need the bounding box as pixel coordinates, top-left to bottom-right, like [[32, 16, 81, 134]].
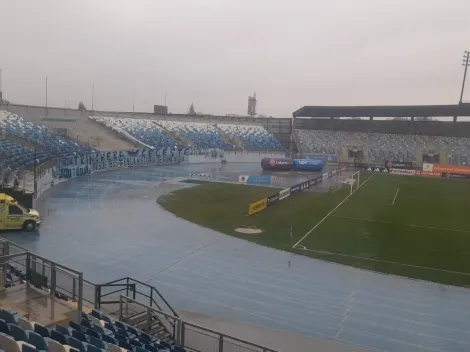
[[248, 198, 267, 215]]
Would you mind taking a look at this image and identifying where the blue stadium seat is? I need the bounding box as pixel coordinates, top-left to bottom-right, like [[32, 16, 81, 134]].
[[33, 324, 50, 339], [117, 340, 133, 351], [113, 333, 127, 343], [0, 309, 19, 325], [90, 311, 101, 320], [0, 320, 10, 335], [80, 320, 92, 330], [66, 336, 86, 352], [71, 329, 87, 343], [55, 325, 70, 336], [84, 328, 100, 339], [100, 334, 115, 345], [129, 339, 142, 347], [50, 330, 67, 345], [8, 324, 28, 342], [85, 344, 104, 352], [86, 336, 105, 350], [27, 331, 49, 351], [21, 344, 37, 352], [144, 344, 159, 352], [69, 321, 82, 332]]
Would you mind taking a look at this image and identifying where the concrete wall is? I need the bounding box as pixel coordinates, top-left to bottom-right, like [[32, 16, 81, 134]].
[[187, 150, 285, 164], [295, 118, 470, 137]]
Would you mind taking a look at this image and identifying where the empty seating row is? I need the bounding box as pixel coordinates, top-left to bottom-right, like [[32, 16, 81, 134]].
[[0, 306, 185, 352], [156, 120, 234, 149], [217, 124, 282, 150], [89, 117, 177, 149], [0, 111, 92, 160], [295, 129, 470, 164], [90, 116, 283, 151]]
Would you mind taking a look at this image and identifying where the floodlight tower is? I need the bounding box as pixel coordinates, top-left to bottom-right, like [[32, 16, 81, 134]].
[[459, 51, 470, 104]]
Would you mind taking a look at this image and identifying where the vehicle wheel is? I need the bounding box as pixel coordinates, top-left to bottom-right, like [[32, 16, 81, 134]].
[[23, 221, 36, 232]]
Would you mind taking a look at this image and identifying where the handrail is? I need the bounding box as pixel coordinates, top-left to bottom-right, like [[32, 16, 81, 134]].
[[93, 277, 178, 318], [125, 277, 178, 317], [119, 296, 280, 352]]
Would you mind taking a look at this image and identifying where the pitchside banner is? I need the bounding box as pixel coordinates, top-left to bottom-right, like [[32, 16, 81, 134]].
[[248, 198, 267, 215], [423, 163, 470, 175], [302, 155, 338, 163], [239, 175, 271, 185], [385, 161, 413, 170], [247, 168, 341, 215], [389, 168, 416, 176], [365, 166, 389, 173], [54, 147, 189, 180]]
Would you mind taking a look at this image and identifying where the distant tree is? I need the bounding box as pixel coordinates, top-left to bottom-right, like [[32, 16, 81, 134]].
[[188, 103, 196, 115], [0, 98, 10, 104], [78, 101, 87, 110]]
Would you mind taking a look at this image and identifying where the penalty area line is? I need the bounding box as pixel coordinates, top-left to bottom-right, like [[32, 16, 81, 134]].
[[391, 188, 399, 206], [292, 173, 375, 249], [295, 246, 470, 276]]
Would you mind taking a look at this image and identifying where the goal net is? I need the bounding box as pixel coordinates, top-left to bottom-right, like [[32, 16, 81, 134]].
[[341, 171, 360, 194]]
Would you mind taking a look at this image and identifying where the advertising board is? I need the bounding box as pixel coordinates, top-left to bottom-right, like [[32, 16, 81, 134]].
[[248, 198, 267, 215], [442, 173, 470, 179], [290, 184, 301, 193], [246, 176, 271, 185], [261, 158, 294, 171], [422, 163, 470, 175], [365, 166, 388, 173], [279, 188, 291, 200], [303, 155, 338, 162], [385, 161, 413, 170], [293, 159, 324, 171], [267, 193, 279, 206], [415, 170, 440, 177], [389, 168, 416, 176]]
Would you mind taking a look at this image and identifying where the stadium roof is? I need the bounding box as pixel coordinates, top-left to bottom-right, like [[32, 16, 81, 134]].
[[293, 104, 470, 118]]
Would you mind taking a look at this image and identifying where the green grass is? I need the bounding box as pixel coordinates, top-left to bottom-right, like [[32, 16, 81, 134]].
[[158, 175, 470, 287]]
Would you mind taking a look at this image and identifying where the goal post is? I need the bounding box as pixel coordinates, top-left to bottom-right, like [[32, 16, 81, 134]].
[[350, 171, 360, 194]]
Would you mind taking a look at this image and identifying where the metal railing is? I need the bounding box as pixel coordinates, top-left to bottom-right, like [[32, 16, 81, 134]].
[[93, 277, 177, 317], [0, 239, 84, 321], [119, 296, 279, 352]]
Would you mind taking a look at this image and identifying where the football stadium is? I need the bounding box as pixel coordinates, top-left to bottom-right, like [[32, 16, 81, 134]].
[[0, 100, 470, 352]]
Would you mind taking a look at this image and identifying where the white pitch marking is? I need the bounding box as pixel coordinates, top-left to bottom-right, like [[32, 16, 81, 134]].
[[297, 246, 470, 276], [292, 173, 375, 248], [391, 187, 400, 206], [330, 214, 470, 234]]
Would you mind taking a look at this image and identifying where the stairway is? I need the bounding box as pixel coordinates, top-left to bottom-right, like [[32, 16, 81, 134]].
[[213, 125, 244, 149], [152, 121, 191, 146], [5, 134, 47, 152], [124, 309, 173, 343], [91, 277, 178, 344]]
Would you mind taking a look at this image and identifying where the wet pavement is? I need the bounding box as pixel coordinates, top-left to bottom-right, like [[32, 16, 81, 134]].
[[3, 163, 470, 352]]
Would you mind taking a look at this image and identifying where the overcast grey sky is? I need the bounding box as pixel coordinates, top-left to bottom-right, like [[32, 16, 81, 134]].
[[1, 0, 469, 117]]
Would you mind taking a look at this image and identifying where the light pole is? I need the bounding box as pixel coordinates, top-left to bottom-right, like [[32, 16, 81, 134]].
[[459, 51, 470, 104]]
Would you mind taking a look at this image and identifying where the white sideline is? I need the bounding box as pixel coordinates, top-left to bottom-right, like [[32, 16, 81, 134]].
[[292, 173, 375, 249], [391, 188, 400, 206]]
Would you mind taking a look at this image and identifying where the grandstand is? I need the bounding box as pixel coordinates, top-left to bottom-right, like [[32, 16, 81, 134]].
[[89, 116, 282, 151], [0, 239, 289, 352], [4, 100, 470, 351]]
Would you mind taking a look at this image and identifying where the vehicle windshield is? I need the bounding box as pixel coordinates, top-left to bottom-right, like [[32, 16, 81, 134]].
[[17, 203, 29, 213]]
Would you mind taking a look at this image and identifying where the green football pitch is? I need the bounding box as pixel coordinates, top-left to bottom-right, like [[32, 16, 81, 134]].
[[158, 173, 470, 287]]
